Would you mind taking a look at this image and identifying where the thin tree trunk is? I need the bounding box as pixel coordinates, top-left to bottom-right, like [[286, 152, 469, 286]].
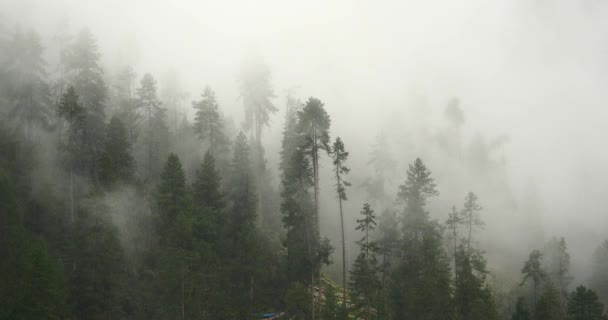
[[181, 265, 185, 320], [70, 166, 75, 224], [339, 195, 346, 313]]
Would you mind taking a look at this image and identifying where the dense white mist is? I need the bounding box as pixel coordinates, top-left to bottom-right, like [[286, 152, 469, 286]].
[[4, 0, 608, 284]]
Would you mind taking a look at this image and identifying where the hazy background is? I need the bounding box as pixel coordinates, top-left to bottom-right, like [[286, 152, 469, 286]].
[[3, 0, 608, 284]]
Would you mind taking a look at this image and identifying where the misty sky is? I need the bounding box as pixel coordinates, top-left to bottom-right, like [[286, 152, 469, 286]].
[[3, 0, 608, 280]]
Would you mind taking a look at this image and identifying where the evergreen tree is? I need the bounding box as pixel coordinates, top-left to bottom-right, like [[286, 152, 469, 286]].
[[63, 28, 107, 182], [544, 237, 573, 309], [226, 132, 258, 317], [154, 153, 201, 320], [397, 157, 439, 241], [534, 281, 561, 320], [461, 192, 483, 256], [99, 116, 134, 187], [298, 96, 331, 319], [591, 240, 608, 307], [56, 86, 86, 224], [136, 73, 169, 184], [192, 86, 228, 156], [520, 250, 547, 306], [1, 28, 52, 141], [238, 56, 276, 228], [332, 136, 351, 310], [446, 206, 461, 285], [350, 203, 381, 320], [112, 66, 139, 144], [297, 97, 331, 244], [392, 158, 451, 319], [512, 297, 531, 320], [566, 286, 605, 320]]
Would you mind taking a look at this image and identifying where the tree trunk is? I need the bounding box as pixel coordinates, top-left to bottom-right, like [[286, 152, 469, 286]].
[[70, 167, 75, 224]]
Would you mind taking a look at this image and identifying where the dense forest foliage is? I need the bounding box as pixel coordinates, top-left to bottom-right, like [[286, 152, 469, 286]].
[[2, 24, 608, 320]]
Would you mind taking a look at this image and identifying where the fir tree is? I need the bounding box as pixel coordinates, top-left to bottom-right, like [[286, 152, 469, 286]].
[[2, 28, 52, 141], [566, 286, 605, 320], [99, 116, 134, 187], [63, 28, 107, 182], [192, 86, 228, 156], [331, 136, 351, 310], [350, 203, 381, 320], [136, 73, 170, 184], [520, 250, 547, 306]]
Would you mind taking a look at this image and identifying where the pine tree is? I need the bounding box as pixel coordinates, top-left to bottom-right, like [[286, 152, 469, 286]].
[[331, 136, 351, 310], [2, 28, 52, 141], [63, 28, 108, 182], [534, 281, 561, 320], [192, 86, 228, 156], [350, 203, 381, 320], [520, 250, 546, 306], [512, 297, 531, 320], [543, 237, 572, 304], [238, 56, 276, 228], [154, 153, 199, 320], [392, 158, 451, 319], [566, 286, 605, 320], [446, 206, 461, 285], [461, 192, 483, 256], [298, 96, 331, 319], [56, 86, 85, 224], [226, 132, 258, 317], [397, 157, 439, 241], [112, 66, 139, 144], [591, 240, 608, 307], [99, 116, 134, 187], [136, 73, 169, 184]]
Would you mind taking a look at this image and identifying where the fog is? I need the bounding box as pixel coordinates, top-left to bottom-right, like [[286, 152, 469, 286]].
[[3, 0, 608, 316]]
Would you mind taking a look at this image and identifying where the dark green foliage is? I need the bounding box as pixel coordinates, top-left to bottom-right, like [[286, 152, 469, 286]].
[[286, 282, 311, 320], [534, 281, 562, 320], [0, 162, 68, 320], [521, 250, 546, 305], [350, 250, 381, 320], [136, 73, 170, 184], [156, 153, 188, 241], [391, 222, 452, 319], [192, 86, 228, 155], [512, 297, 531, 320], [69, 210, 131, 319], [63, 28, 108, 181], [397, 157, 439, 240], [391, 158, 451, 319], [99, 116, 134, 187], [566, 286, 605, 320], [454, 245, 499, 320], [57, 86, 86, 171], [591, 241, 608, 307]]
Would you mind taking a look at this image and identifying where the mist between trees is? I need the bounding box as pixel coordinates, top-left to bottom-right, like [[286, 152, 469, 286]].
[[3, 1, 608, 319]]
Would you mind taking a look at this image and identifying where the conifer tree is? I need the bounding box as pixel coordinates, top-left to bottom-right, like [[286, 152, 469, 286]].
[[56, 86, 85, 223], [520, 250, 546, 306], [392, 158, 451, 319], [512, 297, 531, 320], [193, 86, 228, 155], [99, 116, 134, 187], [238, 57, 276, 227], [63, 28, 108, 182], [566, 286, 605, 320], [136, 73, 169, 184], [461, 192, 483, 256], [2, 28, 52, 141], [591, 240, 608, 307], [331, 136, 351, 309], [298, 96, 331, 319], [349, 203, 381, 320]]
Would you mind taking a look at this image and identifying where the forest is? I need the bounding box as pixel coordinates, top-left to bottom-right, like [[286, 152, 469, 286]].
[[3, 0, 608, 320]]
